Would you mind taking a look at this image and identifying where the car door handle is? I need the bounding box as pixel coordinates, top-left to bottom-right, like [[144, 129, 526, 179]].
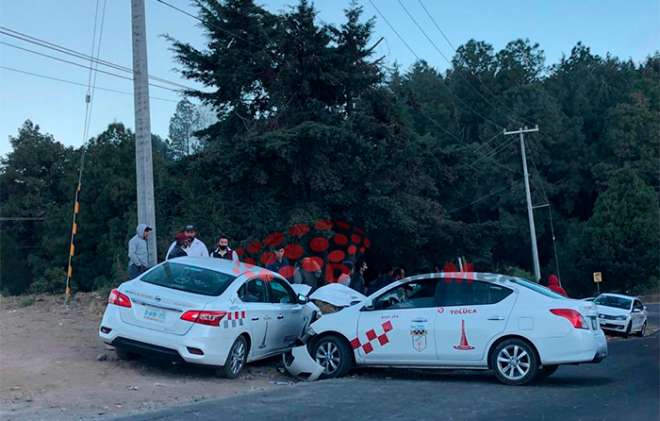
[[488, 316, 505, 321], [412, 319, 428, 323], [251, 317, 260, 321], [277, 314, 284, 320]]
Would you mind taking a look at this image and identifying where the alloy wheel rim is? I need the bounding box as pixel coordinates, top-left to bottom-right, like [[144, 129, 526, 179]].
[[496, 345, 530, 381], [230, 341, 245, 375], [315, 341, 340, 374]]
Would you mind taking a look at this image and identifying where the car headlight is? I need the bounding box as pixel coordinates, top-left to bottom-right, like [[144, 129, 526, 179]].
[[614, 315, 627, 321]]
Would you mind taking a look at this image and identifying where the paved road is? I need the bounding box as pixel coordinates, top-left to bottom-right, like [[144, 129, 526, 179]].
[[122, 333, 659, 421], [645, 303, 659, 327]]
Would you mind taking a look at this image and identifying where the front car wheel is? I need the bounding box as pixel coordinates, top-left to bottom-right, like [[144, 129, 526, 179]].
[[490, 339, 539, 385], [311, 335, 353, 379]]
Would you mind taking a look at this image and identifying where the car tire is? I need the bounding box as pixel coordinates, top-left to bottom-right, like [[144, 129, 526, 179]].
[[536, 364, 559, 380], [635, 321, 647, 337], [311, 335, 353, 379], [219, 336, 248, 379], [623, 322, 631, 338], [490, 338, 539, 386], [114, 347, 137, 361]]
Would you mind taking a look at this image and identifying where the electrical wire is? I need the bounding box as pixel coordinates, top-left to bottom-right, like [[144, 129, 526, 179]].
[[0, 25, 193, 91], [0, 66, 178, 102]]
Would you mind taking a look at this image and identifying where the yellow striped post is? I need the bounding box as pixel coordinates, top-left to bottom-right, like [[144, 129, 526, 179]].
[[65, 182, 81, 304]]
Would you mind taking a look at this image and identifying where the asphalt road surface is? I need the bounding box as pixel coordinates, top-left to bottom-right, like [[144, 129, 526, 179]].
[[121, 332, 659, 421]]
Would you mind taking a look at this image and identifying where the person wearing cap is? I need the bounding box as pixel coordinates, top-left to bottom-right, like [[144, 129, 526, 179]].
[[166, 224, 209, 259], [210, 233, 239, 262], [128, 223, 153, 279], [166, 232, 190, 260]]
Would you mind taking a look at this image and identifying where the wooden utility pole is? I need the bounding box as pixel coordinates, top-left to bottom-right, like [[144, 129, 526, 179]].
[[131, 0, 157, 264], [503, 126, 540, 281]]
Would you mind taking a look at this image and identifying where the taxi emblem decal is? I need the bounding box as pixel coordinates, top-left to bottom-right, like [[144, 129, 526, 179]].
[[453, 319, 475, 350], [410, 324, 428, 352]]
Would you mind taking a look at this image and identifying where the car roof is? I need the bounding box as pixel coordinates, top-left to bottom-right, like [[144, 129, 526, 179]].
[[597, 293, 638, 300], [164, 256, 276, 278], [403, 272, 525, 284]]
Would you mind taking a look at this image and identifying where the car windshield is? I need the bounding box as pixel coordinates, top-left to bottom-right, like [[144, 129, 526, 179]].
[[594, 295, 632, 310], [141, 262, 235, 296], [510, 278, 566, 299]]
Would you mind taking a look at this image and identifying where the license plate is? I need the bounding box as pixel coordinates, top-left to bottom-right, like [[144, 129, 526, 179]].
[[144, 308, 166, 322]]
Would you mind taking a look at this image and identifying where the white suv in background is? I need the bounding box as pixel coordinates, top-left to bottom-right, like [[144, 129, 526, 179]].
[[594, 293, 648, 337]]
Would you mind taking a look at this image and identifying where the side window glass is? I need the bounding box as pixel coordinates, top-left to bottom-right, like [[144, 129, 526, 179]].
[[436, 280, 512, 306], [238, 279, 268, 303], [634, 301, 643, 310], [268, 280, 296, 304], [373, 280, 437, 310]]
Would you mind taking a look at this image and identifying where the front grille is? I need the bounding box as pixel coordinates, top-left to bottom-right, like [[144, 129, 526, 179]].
[[112, 337, 184, 362], [598, 314, 618, 320]]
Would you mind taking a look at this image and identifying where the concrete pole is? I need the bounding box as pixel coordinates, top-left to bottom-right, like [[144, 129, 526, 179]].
[[503, 126, 540, 281], [131, 0, 157, 265]]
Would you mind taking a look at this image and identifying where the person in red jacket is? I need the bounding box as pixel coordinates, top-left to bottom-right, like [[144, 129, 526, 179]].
[[547, 274, 568, 297]]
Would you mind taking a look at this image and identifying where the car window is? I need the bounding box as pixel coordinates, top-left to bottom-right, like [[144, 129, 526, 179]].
[[511, 278, 566, 299], [268, 279, 297, 304], [373, 279, 437, 310], [436, 280, 513, 306], [238, 279, 268, 303], [594, 295, 632, 310], [141, 262, 235, 296], [633, 300, 644, 311]]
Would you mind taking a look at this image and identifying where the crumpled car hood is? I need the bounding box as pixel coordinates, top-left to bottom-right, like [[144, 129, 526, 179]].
[[309, 283, 367, 307]]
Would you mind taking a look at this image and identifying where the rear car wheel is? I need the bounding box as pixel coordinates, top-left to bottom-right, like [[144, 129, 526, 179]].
[[219, 336, 247, 379], [311, 335, 353, 379], [536, 364, 559, 380], [635, 321, 647, 337], [490, 338, 539, 385]]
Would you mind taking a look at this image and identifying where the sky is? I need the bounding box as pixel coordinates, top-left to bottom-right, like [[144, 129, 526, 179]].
[[1, 0, 658, 156]]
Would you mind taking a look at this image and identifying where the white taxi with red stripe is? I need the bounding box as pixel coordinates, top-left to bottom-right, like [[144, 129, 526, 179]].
[[305, 272, 607, 385], [99, 257, 312, 378]]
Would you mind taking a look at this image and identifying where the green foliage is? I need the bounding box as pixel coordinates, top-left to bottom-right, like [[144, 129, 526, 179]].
[[1, 1, 657, 295]]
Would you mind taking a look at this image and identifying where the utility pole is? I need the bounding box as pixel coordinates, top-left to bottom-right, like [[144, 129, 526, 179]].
[[131, 0, 157, 265], [503, 126, 540, 281]]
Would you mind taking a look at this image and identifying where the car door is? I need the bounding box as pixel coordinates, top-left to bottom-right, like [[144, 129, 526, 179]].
[[267, 278, 305, 349], [237, 278, 272, 358], [434, 279, 515, 364], [357, 278, 439, 365], [632, 300, 645, 330]]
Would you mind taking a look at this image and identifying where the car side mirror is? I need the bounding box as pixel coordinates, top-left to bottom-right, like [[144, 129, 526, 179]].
[[361, 300, 375, 311], [633, 308, 641, 313], [297, 293, 309, 304], [643, 305, 647, 311]]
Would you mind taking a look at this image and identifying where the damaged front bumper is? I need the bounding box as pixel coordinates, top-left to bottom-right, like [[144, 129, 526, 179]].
[[283, 343, 324, 381]]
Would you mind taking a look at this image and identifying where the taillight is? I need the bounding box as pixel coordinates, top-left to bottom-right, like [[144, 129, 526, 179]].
[[551, 308, 588, 329], [108, 289, 132, 308], [180, 310, 226, 327]]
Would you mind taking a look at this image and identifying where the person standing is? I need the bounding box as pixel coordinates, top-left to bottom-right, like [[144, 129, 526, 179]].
[[547, 274, 568, 297], [293, 257, 323, 291], [267, 247, 291, 279], [166, 232, 189, 260], [337, 261, 354, 286], [166, 224, 209, 259], [128, 224, 153, 279], [210, 234, 239, 261], [350, 260, 367, 293]]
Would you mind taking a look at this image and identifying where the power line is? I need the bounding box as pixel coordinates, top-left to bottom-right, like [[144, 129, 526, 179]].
[[396, 0, 511, 129], [0, 66, 178, 102], [416, 0, 534, 128], [446, 182, 519, 214], [0, 25, 193, 91], [0, 41, 181, 93]]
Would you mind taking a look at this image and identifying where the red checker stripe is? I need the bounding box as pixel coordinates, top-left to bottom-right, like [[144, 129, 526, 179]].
[[350, 338, 361, 349], [362, 342, 374, 354], [382, 320, 393, 332], [377, 334, 389, 346], [366, 329, 377, 341]]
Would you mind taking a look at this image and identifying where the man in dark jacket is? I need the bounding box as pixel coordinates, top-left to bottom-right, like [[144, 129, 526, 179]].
[[350, 260, 368, 293], [267, 247, 291, 280], [210, 234, 238, 261], [166, 232, 189, 260]]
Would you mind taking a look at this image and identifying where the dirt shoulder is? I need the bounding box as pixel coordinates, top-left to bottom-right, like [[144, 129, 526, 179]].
[[0, 293, 288, 421]]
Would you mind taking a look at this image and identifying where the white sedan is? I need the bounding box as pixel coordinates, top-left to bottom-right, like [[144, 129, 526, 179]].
[[594, 293, 648, 337], [300, 272, 608, 385], [99, 257, 312, 378]]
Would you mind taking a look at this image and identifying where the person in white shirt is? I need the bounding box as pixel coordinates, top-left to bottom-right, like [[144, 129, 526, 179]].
[[165, 224, 209, 259]]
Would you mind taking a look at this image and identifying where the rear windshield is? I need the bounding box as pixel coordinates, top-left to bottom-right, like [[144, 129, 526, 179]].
[[141, 262, 235, 296], [511, 278, 566, 299], [594, 295, 631, 310]]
